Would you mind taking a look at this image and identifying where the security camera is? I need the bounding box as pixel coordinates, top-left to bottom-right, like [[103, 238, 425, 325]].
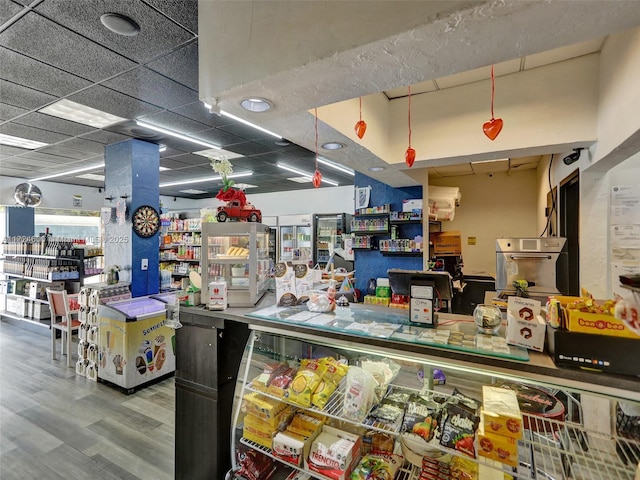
[[563, 148, 583, 165]]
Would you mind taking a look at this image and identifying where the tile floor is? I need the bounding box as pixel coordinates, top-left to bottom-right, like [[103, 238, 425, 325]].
[[0, 321, 175, 480]]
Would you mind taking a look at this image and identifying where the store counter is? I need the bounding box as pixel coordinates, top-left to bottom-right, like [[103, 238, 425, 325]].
[[175, 295, 640, 480]]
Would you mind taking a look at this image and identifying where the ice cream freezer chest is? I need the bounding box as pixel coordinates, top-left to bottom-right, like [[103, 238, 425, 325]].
[[98, 297, 176, 392]]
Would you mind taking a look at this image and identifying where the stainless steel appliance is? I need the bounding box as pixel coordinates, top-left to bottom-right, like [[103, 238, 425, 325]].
[[496, 237, 568, 297]]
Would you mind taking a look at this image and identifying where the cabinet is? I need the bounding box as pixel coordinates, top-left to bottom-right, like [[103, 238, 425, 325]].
[[228, 306, 640, 480], [201, 222, 271, 307], [0, 249, 104, 329]]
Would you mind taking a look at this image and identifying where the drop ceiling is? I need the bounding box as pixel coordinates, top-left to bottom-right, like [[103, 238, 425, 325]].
[[2, 1, 640, 199]]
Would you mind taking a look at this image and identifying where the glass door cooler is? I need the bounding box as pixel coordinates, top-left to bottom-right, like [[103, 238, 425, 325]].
[[278, 214, 313, 264], [313, 212, 353, 270]]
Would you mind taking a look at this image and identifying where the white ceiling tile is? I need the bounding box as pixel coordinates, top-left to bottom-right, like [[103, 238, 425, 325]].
[[524, 37, 605, 70]]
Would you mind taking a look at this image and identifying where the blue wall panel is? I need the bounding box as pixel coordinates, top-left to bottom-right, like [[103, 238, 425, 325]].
[[353, 173, 423, 297]]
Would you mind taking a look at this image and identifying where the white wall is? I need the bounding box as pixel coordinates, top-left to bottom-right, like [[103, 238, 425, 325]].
[[429, 170, 538, 276]]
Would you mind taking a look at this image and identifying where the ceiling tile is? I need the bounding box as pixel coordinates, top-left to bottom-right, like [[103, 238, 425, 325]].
[[169, 101, 229, 128], [224, 141, 275, 157], [34, 0, 195, 63], [217, 121, 275, 142], [80, 129, 130, 145], [191, 128, 246, 148], [0, 102, 28, 121], [471, 160, 509, 173], [67, 84, 163, 119], [147, 41, 199, 90], [1, 12, 136, 82], [136, 110, 210, 134], [0, 47, 92, 97], [38, 145, 98, 160], [436, 59, 521, 89], [13, 112, 95, 137], [0, 79, 57, 110], [144, 0, 198, 33], [433, 164, 474, 176], [57, 137, 106, 155], [102, 67, 198, 109], [385, 80, 436, 99], [0, 1, 23, 24], [524, 38, 604, 70]]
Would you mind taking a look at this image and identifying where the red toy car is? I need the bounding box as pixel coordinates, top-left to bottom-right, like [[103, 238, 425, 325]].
[[216, 200, 262, 222]]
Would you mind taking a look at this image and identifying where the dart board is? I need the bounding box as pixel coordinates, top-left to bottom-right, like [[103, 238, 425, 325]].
[[131, 205, 160, 238]]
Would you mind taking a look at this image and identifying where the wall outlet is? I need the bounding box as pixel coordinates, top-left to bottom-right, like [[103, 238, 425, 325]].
[[141, 258, 148, 271]]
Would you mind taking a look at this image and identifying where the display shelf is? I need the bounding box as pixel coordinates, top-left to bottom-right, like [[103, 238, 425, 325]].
[[0, 310, 49, 329], [380, 251, 423, 256], [390, 219, 422, 225], [1, 273, 57, 283], [167, 230, 201, 234], [3, 293, 49, 304], [234, 328, 640, 480]]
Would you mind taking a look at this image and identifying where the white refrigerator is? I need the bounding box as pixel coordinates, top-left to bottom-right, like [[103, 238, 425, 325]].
[[277, 214, 313, 264]]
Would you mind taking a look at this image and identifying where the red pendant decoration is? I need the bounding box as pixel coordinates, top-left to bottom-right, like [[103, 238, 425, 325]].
[[312, 169, 323, 188], [405, 147, 416, 168], [355, 97, 367, 139], [406, 85, 415, 167], [313, 108, 322, 188], [483, 65, 503, 141]]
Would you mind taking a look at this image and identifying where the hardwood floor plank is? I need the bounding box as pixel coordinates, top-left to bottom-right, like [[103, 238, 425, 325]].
[[121, 396, 175, 427], [83, 439, 173, 480], [88, 453, 144, 480], [0, 448, 68, 480], [39, 443, 126, 480]]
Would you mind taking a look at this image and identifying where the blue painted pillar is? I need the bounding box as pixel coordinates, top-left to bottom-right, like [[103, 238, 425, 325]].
[[6, 206, 35, 236], [104, 139, 160, 297]]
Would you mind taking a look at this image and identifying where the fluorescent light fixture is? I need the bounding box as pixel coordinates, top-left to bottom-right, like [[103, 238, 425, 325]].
[[470, 158, 508, 165], [179, 189, 208, 194], [159, 171, 252, 188], [286, 177, 312, 184], [0, 133, 48, 149], [75, 173, 105, 181], [159, 145, 167, 152], [317, 157, 354, 176], [135, 121, 222, 150], [31, 163, 105, 181], [277, 163, 339, 186], [204, 102, 282, 139], [368, 166, 386, 172], [321, 142, 344, 150], [233, 183, 257, 189], [159, 166, 171, 171], [39, 99, 126, 128]]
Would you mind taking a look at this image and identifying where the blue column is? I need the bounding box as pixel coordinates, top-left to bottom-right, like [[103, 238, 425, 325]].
[[104, 139, 160, 297], [6, 206, 35, 236]]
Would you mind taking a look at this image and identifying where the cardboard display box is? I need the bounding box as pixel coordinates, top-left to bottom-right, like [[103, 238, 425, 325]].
[[430, 231, 462, 255], [567, 309, 640, 340]]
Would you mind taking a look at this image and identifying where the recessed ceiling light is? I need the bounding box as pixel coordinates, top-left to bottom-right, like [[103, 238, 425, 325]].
[[0, 133, 48, 149], [135, 121, 222, 150], [240, 97, 272, 113], [40, 99, 127, 128], [30, 163, 105, 181], [317, 157, 354, 176], [321, 142, 344, 150], [368, 166, 386, 172], [100, 13, 140, 36]]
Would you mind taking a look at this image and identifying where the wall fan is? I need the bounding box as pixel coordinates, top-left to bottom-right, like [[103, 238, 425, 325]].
[[14, 183, 42, 206]]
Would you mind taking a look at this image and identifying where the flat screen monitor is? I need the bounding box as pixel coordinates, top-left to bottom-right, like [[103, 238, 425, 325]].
[[387, 269, 454, 300]]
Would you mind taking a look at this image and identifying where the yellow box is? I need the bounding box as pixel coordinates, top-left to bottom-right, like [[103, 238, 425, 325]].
[[481, 388, 523, 440], [477, 422, 518, 467], [243, 392, 287, 420], [567, 310, 640, 339], [243, 414, 279, 449]]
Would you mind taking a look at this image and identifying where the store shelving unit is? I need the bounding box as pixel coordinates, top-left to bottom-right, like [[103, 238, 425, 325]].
[[159, 217, 202, 290]]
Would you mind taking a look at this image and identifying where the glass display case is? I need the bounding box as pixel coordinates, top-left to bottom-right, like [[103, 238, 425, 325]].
[[201, 222, 270, 307], [225, 306, 640, 480]]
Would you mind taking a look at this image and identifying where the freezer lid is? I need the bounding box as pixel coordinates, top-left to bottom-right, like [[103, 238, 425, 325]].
[[100, 297, 166, 320]]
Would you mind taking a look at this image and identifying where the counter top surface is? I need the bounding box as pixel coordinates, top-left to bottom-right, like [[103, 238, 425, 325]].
[[180, 294, 640, 401]]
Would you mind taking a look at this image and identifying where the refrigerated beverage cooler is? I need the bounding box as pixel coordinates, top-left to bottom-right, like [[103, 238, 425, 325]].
[[98, 297, 176, 393], [278, 214, 313, 264], [313, 212, 353, 270], [262, 215, 278, 265]]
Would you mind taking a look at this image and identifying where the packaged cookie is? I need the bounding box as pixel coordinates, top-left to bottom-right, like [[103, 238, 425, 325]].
[[343, 366, 377, 422], [287, 359, 325, 407]]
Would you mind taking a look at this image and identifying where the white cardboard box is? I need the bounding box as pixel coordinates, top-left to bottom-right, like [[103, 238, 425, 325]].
[[505, 296, 545, 352], [402, 198, 423, 213], [33, 302, 51, 320], [275, 262, 297, 306]]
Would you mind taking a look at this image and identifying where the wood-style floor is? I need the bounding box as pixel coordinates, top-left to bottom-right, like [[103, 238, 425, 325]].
[[0, 321, 175, 480]]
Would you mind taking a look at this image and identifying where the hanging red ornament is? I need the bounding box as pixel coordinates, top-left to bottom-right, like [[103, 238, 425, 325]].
[[312, 169, 323, 188], [313, 108, 322, 188], [354, 96, 367, 139], [483, 65, 503, 141], [405, 85, 415, 167]]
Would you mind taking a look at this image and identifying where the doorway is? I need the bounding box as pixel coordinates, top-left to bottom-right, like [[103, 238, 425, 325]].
[[560, 171, 580, 296]]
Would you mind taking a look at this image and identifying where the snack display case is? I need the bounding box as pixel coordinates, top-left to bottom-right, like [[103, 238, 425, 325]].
[[201, 222, 271, 307], [224, 305, 640, 480]]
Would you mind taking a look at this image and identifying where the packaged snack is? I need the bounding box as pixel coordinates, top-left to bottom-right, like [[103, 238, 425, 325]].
[[287, 359, 326, 407], [439, 403, 480, 458], [236, 444, 276, 480], [362, 430, 395, 455], [343, 366, 377, 422], [361, 358, 401, 401], [242, 392, 287, 420], [449, 456, 478, 480], [349, 453, 403, 480], [312, 378, 339, 409], [273, 431, 306, 465]]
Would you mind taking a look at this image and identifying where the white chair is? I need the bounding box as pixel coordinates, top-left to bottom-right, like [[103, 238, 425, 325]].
[[46, 288, 81, 368]]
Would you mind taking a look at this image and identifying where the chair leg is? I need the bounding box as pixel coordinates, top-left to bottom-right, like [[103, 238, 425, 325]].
[[67, 326, 72, 368], [51, 327, 56, 360], [61, 331, 65, 357]]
